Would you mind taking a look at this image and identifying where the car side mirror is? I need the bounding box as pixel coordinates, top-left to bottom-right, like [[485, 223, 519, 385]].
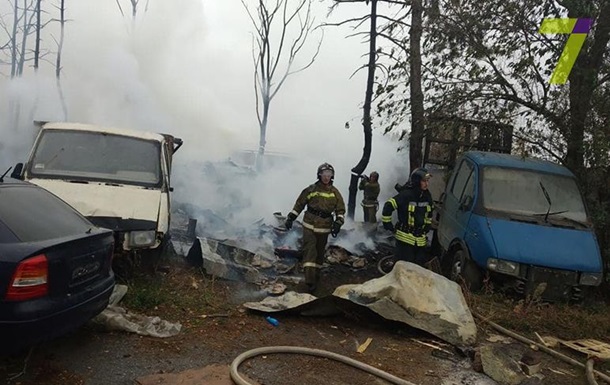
[[459, 195, 473, 211], [10, 163, 23, 179]]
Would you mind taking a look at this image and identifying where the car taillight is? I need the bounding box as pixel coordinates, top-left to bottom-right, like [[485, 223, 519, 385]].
[[5, 254, 49, 301]]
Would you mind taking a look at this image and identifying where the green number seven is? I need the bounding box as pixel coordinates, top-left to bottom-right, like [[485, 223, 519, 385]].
[[539, 18, 592, 84]]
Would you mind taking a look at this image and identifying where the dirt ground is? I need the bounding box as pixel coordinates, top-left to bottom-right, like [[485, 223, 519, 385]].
[[1, 254, 607, 385]]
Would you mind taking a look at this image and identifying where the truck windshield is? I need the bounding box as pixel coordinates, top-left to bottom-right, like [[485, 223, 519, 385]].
[[29, 130, 161, 187], [481, 167, 588, 224]]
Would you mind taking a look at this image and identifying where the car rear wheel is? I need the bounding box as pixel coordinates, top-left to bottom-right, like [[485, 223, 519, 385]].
[[450, 249, 483, 292]]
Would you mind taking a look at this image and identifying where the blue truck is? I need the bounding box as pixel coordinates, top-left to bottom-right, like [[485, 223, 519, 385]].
[[432, 151, 603, 301]]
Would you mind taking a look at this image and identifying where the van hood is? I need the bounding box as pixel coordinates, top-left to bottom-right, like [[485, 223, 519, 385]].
[[486, 217, 602, 272], [30, 179, 161, 223]]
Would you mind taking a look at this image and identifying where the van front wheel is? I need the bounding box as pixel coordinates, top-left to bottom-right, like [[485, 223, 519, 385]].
[[450, 249, 483, 292]]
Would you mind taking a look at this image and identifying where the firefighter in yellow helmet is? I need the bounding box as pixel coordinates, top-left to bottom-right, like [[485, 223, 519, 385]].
[[358, 171, 380, 223], [382, 168, 434, 266], [284, 163, 346, 292]]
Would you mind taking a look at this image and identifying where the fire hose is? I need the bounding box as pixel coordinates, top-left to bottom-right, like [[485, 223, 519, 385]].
[[230, 346, 416, 385]]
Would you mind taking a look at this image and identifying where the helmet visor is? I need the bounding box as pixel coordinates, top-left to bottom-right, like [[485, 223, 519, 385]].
[[320, 170, 334, 178]]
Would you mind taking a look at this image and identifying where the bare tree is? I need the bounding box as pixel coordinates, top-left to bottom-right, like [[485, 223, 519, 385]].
[[3, 0, 38, 130], [328, 0, 380, 219], [241, 0, 322, 169], [54, 0, 68, 119], [33, 0, 40, 70], [115, 0, 150, 29], [329, 0, 413, 218]]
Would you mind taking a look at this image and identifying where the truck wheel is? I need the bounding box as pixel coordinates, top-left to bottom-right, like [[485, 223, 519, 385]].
[[450, 249, 483, 292]]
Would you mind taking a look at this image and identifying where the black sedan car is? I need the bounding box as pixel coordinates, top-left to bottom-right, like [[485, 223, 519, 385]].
[[0, 177, 115, 354]]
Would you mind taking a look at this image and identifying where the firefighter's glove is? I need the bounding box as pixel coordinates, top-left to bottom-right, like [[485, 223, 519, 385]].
[[331, 221, 342, 238], [383, 221, 395, 232], [284, 213, 297, 230]]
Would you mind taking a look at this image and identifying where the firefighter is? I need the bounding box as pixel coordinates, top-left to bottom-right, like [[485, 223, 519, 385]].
[[284, 163, 346, 292], [382, 168, 434, 266], [358, 171, 380, 223]]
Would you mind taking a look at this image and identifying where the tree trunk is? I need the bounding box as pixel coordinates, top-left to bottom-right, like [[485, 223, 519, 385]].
[[18, 0, 29, 76], [408, 0, 424, 173], [34, 0, 41, 70], [565, 3, 610, 177], [56, 0, 68, 120], [10, 2, 18, 78], [347, 0, 377, 220], [257, 98, 270, 170]]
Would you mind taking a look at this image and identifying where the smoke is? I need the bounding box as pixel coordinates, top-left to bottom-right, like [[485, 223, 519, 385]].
[[0, 1, 410, 254]]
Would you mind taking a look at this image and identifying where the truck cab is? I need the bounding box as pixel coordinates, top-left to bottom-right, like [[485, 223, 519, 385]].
[[13, 122, 182, 255], [436, 151, 603, 301]]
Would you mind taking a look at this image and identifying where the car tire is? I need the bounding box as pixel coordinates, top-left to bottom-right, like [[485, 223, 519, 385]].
[[377, 255, 396, 275], [450, 249, 483, 292]]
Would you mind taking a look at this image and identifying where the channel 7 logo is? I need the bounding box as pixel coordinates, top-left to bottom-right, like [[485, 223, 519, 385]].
[[539, 18, 592, 84]]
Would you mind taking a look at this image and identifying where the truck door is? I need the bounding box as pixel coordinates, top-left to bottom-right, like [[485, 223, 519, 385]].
[[438, 158, 476, 249]]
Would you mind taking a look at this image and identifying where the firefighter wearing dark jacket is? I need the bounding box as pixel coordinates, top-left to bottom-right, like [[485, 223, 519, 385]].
[[382, 168, 434, 266], [284, 163, 346, 292], [359, 171, 380, 223]]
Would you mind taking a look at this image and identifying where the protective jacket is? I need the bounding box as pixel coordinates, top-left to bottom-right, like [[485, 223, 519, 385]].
[[382, 187, 434, 246], [359, 179, 380, 206], [290, 181, 346, 233]]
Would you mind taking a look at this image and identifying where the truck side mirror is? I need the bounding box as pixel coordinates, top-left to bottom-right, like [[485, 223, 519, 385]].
[[459, 195, 473, 211], [10, 163, 23, 179]]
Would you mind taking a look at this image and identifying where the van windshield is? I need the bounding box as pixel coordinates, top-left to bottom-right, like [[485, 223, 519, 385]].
[[481, 167, 588, 224], [29, 130, 161, 187]]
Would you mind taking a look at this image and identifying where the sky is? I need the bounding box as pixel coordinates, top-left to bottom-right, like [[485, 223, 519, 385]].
[[0, 0, 410, 233]]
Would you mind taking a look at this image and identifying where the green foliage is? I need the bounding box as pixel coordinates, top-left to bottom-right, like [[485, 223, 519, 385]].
[[376, 0, 609, 170]]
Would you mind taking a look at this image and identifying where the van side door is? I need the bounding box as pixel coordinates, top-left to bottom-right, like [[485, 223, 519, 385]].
[[438, 158, 476, 249]]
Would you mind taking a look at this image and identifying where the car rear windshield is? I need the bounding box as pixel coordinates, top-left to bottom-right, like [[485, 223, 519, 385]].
[[29, 130, 162, 187], [0, 185, 92, 242]]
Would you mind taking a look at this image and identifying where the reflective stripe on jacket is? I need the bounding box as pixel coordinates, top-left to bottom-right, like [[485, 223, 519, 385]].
[[290, 181, 346, 233], [382, 186, 433, 246]]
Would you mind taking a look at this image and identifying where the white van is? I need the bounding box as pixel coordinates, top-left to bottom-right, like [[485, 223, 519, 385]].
[[12, 122, 182, 255]]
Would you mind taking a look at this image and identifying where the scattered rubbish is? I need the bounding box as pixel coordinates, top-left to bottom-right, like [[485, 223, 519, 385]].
[[263, 282, 287, 295], [244, 262, 477, 347], [560, 339, 610, 360], [479, 343, 527, 385], [519, 360, 541, 376], [244, 291, 318, 312], [91, 285, 182, 338], [357, 338, 373, 353], [431, 349, 459, 363], [519, 350, 542, 376], [547, 368, 575, 376], [333, 261, 477, 347], [412, 339, 454, 356], [265, 316, 280, 327], [200, 314, 229, 319], [486, 334, 513, 344]]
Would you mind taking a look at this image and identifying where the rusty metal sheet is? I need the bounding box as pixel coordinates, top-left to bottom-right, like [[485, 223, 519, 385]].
[[560, 339, 610, 360]]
